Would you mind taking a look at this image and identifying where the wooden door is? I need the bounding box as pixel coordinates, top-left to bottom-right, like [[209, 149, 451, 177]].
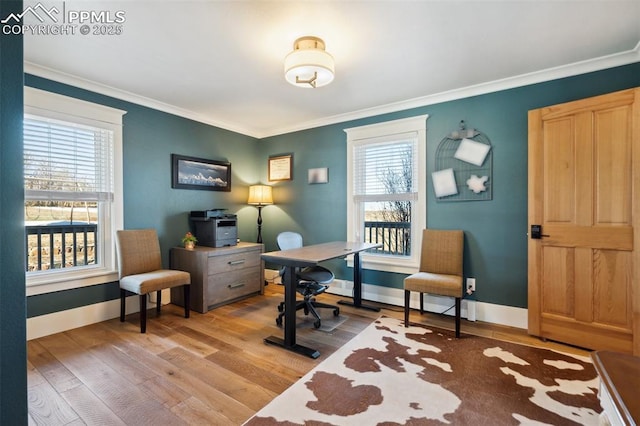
[[528, 88, 640, 355]]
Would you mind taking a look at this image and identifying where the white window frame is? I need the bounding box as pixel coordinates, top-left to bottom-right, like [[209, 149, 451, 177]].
[[24, 87, 126, 296], [345, 115, 428, 274]]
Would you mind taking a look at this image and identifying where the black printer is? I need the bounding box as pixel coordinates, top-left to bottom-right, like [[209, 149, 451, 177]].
[[189, 209, 237, 247]]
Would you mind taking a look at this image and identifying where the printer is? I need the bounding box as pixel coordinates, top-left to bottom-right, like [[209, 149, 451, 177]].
[[189, 209, 237, 247]]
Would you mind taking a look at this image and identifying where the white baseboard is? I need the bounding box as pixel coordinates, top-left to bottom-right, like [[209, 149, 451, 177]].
[[26, 289, 169, 340], [326, 279, 527, 330], [27, 278, 527, 340]]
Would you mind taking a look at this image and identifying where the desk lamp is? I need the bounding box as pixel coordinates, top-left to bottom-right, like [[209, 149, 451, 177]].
[[248, 185, 273, 243]]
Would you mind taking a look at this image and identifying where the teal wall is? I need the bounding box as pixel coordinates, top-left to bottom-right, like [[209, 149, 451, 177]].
[[25, 75, 260, 316], [258, 63, 640, 308], [26, 63, 640, 318], [1, 26, 637, 423], [0, 0, 27, 422]]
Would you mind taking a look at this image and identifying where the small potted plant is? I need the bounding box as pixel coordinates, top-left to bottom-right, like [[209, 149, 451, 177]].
[[181, 232, 197, 250]]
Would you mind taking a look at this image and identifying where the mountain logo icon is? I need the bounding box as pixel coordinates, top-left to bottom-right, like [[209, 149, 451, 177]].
[[1, 2, 59, 24]]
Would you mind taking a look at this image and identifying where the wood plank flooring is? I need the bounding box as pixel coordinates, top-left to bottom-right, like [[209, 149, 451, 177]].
[[27, 284, 589, 425]]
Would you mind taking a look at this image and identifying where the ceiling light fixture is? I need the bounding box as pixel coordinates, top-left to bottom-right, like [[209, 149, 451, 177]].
[[284, 36, 334, 88]]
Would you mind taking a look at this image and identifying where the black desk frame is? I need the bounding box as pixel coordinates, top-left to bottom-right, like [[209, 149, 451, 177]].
[[262, 242, 380, 359], [336, 252, 381, 312]]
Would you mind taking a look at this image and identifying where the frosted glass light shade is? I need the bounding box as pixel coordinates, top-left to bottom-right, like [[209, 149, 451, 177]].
[[284, 36, 335, 88], [248, 185, 273, 205]]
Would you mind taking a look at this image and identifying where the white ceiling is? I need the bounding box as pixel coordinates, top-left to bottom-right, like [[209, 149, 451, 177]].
[[24, 1, 640, 138]]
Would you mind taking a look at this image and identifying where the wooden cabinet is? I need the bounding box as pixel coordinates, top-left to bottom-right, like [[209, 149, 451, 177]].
[[591, 351, 640, 425], [170, 242, 264, 313]]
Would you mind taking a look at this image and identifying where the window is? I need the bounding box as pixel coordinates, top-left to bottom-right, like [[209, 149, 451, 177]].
[[24, 87, 125, 295], [346, 115, 428, 274]]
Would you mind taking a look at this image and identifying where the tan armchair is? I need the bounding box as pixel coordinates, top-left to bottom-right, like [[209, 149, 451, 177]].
[[404, 229, 464, 337], [116, 229, 191, 333]]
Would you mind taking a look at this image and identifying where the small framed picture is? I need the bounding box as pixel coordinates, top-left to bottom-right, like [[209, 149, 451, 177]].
[[308, 168, 328, 184], [268, 154, 293, 181], [171, 154, 231, 191]]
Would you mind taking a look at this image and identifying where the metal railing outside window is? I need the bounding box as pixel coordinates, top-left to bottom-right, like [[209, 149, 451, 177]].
[[364, 221, 411, 256], [25, 223, 97, 272]]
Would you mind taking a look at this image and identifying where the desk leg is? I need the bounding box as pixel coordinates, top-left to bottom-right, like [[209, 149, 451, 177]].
[[264, 266, 320, 359], [338, 252, 380, 312]]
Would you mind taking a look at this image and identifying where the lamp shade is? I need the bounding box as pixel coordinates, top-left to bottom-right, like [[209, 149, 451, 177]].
[[284, 36, 334, 88], [248, 185, 273, 206]]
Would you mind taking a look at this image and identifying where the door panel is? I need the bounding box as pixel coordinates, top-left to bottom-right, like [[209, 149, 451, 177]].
[[528, 87, 639, 355], [593, 249, 631, 328], [595, 107, 632, 225], [543, 118, 575, 223], [541, 246, 574, 317]]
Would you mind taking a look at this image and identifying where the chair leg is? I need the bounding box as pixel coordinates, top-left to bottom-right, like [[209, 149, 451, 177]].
[[139, 294, 147, 333], [120, 288, 126, 322], [275, 300, 306, 326], [183, 284, 190, 318], [311, 300, 338, 311], [307, 301, 322, 328], [454, 297, 461, 338], [404, 290, 410, 327], [419, 292, 424, 314], [156, 290, 162, 314]]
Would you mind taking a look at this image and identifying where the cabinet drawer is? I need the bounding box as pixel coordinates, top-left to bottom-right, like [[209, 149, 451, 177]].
[[208, 250, 260, 274], [205, 266, 261, 308]]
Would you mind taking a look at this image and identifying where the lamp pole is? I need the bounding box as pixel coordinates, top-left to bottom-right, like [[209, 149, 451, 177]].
[[248, 184, 273, 244], [256, 204, 264, 243]]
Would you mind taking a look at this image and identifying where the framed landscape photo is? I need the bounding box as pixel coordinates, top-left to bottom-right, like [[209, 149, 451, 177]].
[[171, 154, 231, 191], [268, 154, 292, 181]]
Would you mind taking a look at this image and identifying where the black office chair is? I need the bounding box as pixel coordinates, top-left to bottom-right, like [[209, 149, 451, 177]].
[[275, 232, 339, 329]]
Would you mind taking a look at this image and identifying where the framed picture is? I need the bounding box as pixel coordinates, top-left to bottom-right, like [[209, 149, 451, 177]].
[[308, 167, 329, 184], [171, 154, 231, 191], [268, 154, 293, 181]]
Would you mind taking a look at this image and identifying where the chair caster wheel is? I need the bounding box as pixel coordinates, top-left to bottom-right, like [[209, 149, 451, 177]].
[[276, 317, 283, 327], [333, 309, 340, 316], [277, 304, 284, 313], [314, 320, 321, 329]]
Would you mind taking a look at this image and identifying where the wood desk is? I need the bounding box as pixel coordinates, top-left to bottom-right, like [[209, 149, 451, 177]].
[[591, 351, 640, 426], [261, 241, 381, 358]]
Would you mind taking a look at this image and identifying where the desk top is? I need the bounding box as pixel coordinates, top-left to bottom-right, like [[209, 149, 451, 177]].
[[261, 241, 381, 267], [591, 350, 640, 424]]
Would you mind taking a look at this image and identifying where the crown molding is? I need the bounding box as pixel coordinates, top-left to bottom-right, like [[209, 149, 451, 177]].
[[24, 62, 260, 138], [263, 42, 640, 138], [25, 42, 639, 140]]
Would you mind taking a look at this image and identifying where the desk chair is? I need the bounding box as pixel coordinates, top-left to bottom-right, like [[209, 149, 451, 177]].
[[275, 232, 339, 329], [116, 229, 191, 333], [404, 229, 464, 337]]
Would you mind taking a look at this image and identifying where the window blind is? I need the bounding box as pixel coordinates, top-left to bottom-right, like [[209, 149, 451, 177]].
[[352, 133, 418, 202], [24, 116, 114, 202]]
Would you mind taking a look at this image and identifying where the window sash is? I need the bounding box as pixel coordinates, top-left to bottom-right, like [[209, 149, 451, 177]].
[[352, 132, 418, 197], [24, 115, 114, 201]]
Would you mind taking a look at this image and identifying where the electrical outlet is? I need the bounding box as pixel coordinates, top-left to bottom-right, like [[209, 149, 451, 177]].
[[466, 278, 476, 293]]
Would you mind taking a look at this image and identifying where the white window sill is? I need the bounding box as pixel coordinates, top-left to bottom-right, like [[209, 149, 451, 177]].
[[346, 254, 418, 275], [26, 267, 119, 296]]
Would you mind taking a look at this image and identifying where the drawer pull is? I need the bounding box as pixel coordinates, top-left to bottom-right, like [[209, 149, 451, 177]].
[[228, 282, 246, 289], [228, 259, 245, 266]]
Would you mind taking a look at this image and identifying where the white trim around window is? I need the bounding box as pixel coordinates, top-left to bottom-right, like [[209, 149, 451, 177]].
[[24, 87, 126, 296], [345, 114, 428, 274]]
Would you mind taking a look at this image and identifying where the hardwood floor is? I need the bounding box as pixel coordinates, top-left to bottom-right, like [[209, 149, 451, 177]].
[[27, 284, 590, 425]]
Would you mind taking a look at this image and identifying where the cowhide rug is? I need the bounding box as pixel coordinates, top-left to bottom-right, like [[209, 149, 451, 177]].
[[244, 317, 601, 425]]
